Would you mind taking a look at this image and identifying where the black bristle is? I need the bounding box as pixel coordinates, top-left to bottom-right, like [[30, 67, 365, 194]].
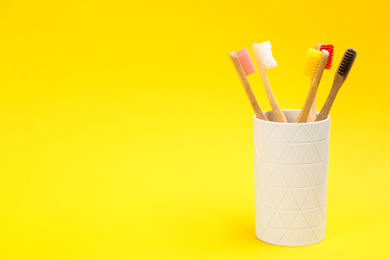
[[338, 49, 357, 76]]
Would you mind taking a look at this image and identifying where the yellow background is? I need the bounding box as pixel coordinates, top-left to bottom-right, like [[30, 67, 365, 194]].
[[0, 0, 389, 259]]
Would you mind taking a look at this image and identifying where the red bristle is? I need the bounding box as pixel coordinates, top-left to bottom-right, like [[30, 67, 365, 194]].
[[320, 45, 334, 69]]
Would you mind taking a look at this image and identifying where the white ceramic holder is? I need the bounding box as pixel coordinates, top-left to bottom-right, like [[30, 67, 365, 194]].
[[254, 110, 330, 246]]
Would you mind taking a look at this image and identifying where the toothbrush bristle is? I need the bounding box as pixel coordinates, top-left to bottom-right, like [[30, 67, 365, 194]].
[[320, 45, 334, 69], [338, 48, 357, 76], [303, 48, 322, 77], [257, 41, 277, 69], [236, 48, 256, 76]]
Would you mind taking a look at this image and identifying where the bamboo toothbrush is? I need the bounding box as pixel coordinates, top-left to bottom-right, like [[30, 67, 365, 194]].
[[295, 48, 329, 123], [307, 43, 324, 122], [252, 42, 287, 123], [307, 44, 334, 122], [315, 48, 357, 121], [229, 48, 268, 121]]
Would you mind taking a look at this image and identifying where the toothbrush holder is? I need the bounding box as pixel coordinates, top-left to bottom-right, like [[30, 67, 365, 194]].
[[254, 109, 330, 246]]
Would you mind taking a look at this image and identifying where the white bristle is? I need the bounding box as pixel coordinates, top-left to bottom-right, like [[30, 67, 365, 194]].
[[258, 41, 277, 69]]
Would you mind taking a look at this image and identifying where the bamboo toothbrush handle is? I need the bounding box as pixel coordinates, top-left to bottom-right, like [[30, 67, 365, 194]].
[[295, 50, 329, 123], [252, 44, 287, 123], [229, 53, 268, 121], [307, 44, 324, 122], [315, 75, 344, 121], [307, 79, 317, 122]]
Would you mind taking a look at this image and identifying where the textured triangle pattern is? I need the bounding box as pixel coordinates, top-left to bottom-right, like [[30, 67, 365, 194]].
[[254, 110, 330, 246]]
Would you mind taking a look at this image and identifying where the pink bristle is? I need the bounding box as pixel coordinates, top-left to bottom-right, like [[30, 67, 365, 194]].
[[320, 45, 334, 69], [236, 48, 256, 76]]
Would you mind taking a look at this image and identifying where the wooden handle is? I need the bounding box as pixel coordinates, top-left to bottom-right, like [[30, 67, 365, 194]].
[[315, 74, 344, 121], [229, 52, 268, 121], [306, 82, 317, 122], [295, 50, 329, 123], [252, 43, 287, 123], [307, 43, 323, 122]]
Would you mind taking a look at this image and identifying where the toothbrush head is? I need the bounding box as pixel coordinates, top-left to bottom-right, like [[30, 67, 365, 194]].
[[303, 48, 323, 77], [236, 48, 256, 76], [256, 41, 277, 69], [320, 45, 334, 69], [337, 48, 357, 77]]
